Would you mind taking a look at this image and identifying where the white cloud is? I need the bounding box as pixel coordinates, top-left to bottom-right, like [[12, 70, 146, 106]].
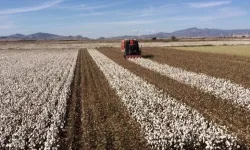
[[0, 25, 10, 30], [71, 19, 159, 28], [57, 1, 129, 11], [130, 4, 176, 18], [106, 19, 157, 25], [170, 7, 246, 21], [132, 29, 140, 34], [0, 16, 15, 30], [187, 0, 231, 8], [0, 22, 14, 30], [217, 7, 247, 18], [146, 29, 156, 33], [80, 12, 104, 16], [79, 3, 117, 10], [0, 0, 64, 15]]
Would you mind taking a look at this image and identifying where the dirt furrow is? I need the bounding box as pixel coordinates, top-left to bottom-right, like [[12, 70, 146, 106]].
[[72, 49, 84, 149], [98, 47, 250, 147], [59, 49, 83, 150], [60, 49, 150, 150], [142, 47, 250, 88]]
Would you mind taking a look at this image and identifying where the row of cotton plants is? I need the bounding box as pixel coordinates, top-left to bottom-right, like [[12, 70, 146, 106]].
[[0, 50, 78, 149], [88, 49, 246, 149], [130, 58, 250, 110]]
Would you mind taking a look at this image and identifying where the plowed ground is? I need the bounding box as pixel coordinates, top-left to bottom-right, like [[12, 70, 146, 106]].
[[97, 47, 250, 147], [60, 49, 150, 150]]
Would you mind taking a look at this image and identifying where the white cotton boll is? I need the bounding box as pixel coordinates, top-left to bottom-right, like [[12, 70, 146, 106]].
[[226, 140, 231, 147]]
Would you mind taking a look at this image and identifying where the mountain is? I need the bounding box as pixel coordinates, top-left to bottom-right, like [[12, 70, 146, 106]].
[[25, 33, 62, 40], [171, 27, 250, 37], [1, 28, 250, 40], [8, 34, 26, 38], [0, 32, 90, 40], [108, 27, 250, 40]]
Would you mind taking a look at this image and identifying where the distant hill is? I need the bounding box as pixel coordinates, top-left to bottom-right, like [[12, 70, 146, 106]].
[[108, 27, 250, 40], [8, 34, 26, 38], [1, 27, 250, 40], [25, 33, 62, 40], [171, 27, 250, 37], [0, 32, 90, 40]]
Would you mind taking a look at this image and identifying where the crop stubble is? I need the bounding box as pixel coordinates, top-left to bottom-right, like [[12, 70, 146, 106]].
[[97, 47, 250, 146], [60, 49, 150, 150]]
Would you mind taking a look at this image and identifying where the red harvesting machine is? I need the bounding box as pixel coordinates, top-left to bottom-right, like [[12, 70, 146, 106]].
[[121, 39, 142, 59]]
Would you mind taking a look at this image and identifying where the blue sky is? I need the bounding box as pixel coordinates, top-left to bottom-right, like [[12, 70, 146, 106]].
[[0, 0, 249, 38]]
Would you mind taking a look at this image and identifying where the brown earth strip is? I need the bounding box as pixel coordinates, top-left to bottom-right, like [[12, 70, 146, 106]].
[[59, 49, 82, 150], [98, 47, 250, 147], [142, 47, 250, 88], [60, 49, 150, 150]]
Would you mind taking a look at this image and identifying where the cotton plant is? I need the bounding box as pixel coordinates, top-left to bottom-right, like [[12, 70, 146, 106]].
[[0, 50, 77, 149]]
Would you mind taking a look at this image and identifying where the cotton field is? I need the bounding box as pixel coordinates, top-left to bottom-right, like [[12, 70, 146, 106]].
[[0, 46, 249, 150], [0, 50, 77, 149]]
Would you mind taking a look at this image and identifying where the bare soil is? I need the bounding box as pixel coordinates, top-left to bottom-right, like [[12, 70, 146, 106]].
[[60, 49, 150, 150], [98, 47, 250, 147]]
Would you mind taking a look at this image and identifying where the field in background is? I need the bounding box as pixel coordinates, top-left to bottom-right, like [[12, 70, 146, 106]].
[[1, 40, 250, 50], [175, 45, 250, 56]]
